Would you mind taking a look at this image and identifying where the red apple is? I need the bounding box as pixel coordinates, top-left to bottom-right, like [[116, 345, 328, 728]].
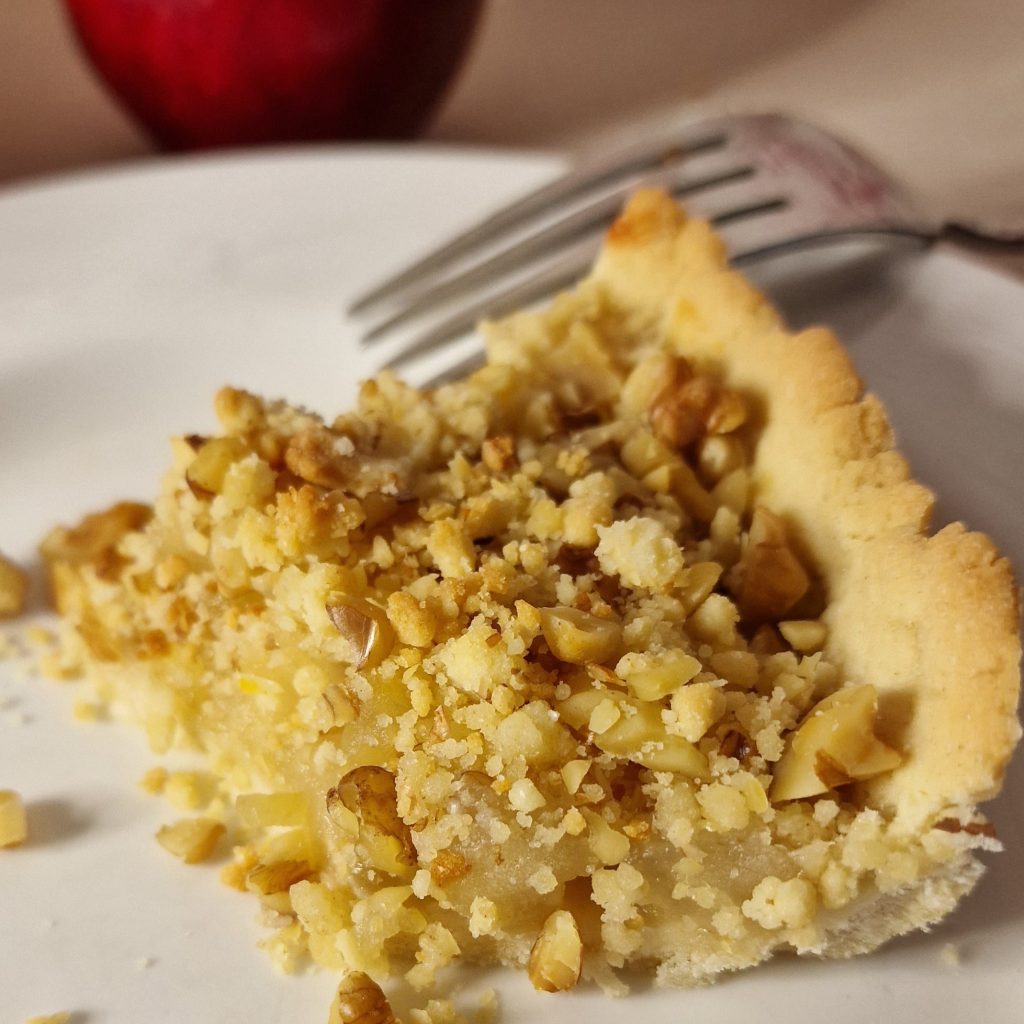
[[63, 0, 482, 149]]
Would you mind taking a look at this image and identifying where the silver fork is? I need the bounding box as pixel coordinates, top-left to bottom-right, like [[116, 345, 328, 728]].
[[349, 112, 1024, 379]]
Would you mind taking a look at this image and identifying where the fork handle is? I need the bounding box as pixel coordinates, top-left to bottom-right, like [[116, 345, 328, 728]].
[[938, 220, 1024, 252]]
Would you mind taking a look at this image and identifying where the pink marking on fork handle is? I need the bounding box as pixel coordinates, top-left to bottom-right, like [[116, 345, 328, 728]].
[[748, 117, 908, 220]]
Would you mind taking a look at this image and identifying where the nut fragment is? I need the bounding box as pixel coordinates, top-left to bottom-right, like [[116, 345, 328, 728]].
[[246, 858, 314, 895], [185, 436, 250, 497], [331, 766, 416, 875], [770, 684, 902, 802], [734, 507, 810, 623], [528, 909, 583, 992], [539, 606, 622, 665], [581, 809, 631, 865], [328, 971, 397, 1024], [705, 388, 748, 434], [677, 561, 723, 615], [597, 700, 708, 775], [557, 689, 708, 777], [645, 358, 701, 447], [326, 599, 394, 669], [779, 619, 828, 653], [560, 759, 591, 795], [0, 789, 28, 847], [0, 553, 27, 618], [588, 697, 623, 734], [556, 688, 619, 730], [645, 357, 748, 449], [616, 649, 702, 701], [620, 351, 682, 417], [285, 426, 353, 489], [155, 817, 225, 863], [429, 848, 472, 887], [619, 428, 676, 477], [509, 778, 546, 813]]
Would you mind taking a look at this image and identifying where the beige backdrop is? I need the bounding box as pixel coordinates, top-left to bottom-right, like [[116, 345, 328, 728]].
[[1, 0, 1023, 243]]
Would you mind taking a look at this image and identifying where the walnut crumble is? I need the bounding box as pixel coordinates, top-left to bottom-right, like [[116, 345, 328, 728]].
[[42, 192, 1019, 1006]]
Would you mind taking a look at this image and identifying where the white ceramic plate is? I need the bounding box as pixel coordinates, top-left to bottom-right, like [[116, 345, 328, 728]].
[[1, 150, 1022, 1024]]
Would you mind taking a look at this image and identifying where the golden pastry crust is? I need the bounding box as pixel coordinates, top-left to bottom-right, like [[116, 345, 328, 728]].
[[589, 188, 1021, 827]]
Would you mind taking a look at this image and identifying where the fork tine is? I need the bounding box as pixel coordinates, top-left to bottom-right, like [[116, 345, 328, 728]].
[[382, 195, 792, 372], [381, 242, 595, 371], [360, 163, 757, 345], [347, 125, 729, 315], [422, 350, 487, 389]]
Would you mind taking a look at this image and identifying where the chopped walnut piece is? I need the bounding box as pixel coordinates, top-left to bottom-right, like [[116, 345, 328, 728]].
[[155, 817, 225, 863], [246, 858, 314, 895], [649, 373, 713, 449], [539, 606, 622, 665], [329, 971, 397, 1024], [528, 910, 583, 992], [677, 561, 723, 614], [620, 352, 682, 416], [560, 759, 591, 795], [617, 648, 702, 701], [285, 426, 353, 489], [705, 388, 748, 435], [333, 766, 417, 876], [734, 506, 810, 623], [558, 689, 707, 776], [645, 356, 748, 449], [326, 600, 393, 669], [814, 751, 853, 789], [430, 848, 471, 887], [779, 619, 828, 653], [770, 685, 902, 802], [185, 436, 250, 497]]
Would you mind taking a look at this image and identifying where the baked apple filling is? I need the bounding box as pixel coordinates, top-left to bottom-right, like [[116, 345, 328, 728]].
[[43, 191, 1019, 1011]]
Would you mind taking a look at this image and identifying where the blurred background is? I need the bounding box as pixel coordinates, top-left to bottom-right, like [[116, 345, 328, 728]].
[[1, 0, 1022, 272]]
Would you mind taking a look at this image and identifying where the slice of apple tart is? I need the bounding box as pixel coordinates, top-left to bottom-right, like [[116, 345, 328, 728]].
[[43, 190, 1020, 1006]]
